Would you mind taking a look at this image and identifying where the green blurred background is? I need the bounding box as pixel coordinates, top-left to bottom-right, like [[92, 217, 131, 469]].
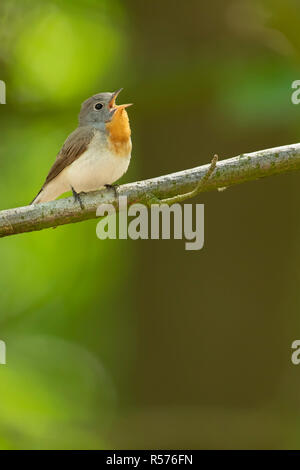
[[0, 0, 300, 449]]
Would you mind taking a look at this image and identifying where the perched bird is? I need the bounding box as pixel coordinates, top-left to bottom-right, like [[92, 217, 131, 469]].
[[31, 89, 132, 208]]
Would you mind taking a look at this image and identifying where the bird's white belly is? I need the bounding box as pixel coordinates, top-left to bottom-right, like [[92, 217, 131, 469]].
[[66, 146, 131, 193]]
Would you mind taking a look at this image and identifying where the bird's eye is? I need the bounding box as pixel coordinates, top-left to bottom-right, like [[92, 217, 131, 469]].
[[95, 103, 103, 110]]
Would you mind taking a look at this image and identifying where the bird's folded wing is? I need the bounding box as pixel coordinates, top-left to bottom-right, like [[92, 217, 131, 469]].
[[44, 126, 95, 186]]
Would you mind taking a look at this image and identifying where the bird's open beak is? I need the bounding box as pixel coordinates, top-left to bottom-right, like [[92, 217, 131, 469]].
[[109, 88, 123, 108], [109, 88, 133, 113]]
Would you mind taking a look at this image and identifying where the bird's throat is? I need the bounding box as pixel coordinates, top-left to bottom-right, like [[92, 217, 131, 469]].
[[106, 108, 131, 157]]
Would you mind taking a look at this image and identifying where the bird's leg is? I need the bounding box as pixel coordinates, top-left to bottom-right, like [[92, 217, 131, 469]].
[[71, 186, 84, 210], [105, 184, 119, 198]]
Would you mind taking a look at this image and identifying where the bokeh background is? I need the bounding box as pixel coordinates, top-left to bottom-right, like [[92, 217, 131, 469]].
[[0, 0, 300, 449]]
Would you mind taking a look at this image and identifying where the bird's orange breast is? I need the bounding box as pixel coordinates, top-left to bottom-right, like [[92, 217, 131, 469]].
[[106, 108, 132, 157]]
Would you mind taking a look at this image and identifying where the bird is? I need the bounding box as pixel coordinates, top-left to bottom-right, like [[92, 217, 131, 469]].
[[31, 88, 132, 208]]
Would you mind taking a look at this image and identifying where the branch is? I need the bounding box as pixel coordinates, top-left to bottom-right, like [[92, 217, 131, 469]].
[[1, 142, 300, 238]]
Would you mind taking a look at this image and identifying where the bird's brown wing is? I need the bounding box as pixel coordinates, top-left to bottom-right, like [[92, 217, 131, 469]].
[[44, 126, 95, 186]]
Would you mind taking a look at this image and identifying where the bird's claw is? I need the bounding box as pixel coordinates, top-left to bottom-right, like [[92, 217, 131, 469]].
[[71, 186, 84, 210], [105, 184, 119, 198]]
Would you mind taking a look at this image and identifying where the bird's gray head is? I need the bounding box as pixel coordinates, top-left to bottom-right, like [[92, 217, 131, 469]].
[[78, 89, 130, 128]]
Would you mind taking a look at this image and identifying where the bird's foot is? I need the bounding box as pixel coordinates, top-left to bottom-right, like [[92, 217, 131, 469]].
[[71, 186, 84, 210], [105, 184, 119, 198]]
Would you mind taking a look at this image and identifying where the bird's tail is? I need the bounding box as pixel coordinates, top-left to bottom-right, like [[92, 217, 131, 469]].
[[30, 187, 43, 205], [30, 184, 55, 204], [30, 172, 70, 204], [30, 177, 69, 204]]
